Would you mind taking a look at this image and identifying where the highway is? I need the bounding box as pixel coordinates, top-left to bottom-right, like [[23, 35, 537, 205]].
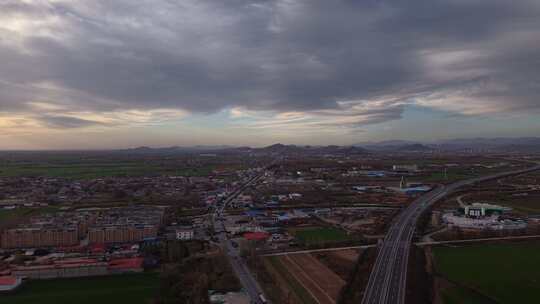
[[361, 165, 540, 304]]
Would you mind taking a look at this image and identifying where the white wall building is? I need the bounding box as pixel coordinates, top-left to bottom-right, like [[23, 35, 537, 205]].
[[392, 164, 418, 172], [443, 214, 527, 230], [176, 229, 194, 241]]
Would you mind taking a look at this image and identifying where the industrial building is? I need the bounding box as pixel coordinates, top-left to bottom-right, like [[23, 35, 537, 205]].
[[443, 203, 526, 230], [392, 164, 418, 172]]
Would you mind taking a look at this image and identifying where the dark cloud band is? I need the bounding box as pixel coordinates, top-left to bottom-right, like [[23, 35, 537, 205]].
[[0, 0, 539, 128]]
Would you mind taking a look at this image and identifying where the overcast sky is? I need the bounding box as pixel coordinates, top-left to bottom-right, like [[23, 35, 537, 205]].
[[1, 0, 540, 149]]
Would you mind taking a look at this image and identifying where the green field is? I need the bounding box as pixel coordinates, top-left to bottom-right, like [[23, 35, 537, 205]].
[[0, 162, 216, 179], [1, 273, 159, 304], [441, 286, 495, 304], [0, 208, 33, 222], [422, 165, 517, 183], [433, 242, 540, 304], [0, 207, 60, 228], [499, 199, 540, 214], [291, 227, 352, 246], [492, 195, 540, 214]]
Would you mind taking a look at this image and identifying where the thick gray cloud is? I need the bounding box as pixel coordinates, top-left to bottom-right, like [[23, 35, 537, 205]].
[[1, 0, 540, 127], [36, 115, 106, 129]]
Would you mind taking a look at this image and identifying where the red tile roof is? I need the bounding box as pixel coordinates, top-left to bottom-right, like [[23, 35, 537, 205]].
[[0, 276, 17, 286], [90, 243, 106, 253], [108, 257, 144, 270], [55, 258, 98, 265], [243, 232, 270, 241]]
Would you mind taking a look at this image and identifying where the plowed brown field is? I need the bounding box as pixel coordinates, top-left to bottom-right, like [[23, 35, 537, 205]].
[[278, 253, 345, 304]]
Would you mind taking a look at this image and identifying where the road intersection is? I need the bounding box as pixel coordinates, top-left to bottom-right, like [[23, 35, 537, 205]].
[[361, 165, 540, 304]]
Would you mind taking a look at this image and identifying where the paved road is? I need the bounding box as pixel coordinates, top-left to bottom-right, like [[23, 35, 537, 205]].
[[213, 171, 269, 304], [415, 234, 540, 246], [361, 165, 540, 304], [218, 232, 266, 304], [262, 244, 377, 256]]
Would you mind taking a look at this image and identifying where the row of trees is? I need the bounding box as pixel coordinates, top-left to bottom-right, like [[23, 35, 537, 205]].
[[153, 240, 241, 304]]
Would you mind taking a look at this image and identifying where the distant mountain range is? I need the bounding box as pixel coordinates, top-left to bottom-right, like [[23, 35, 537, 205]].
[[356, 141, 433, 152], [255, 143, 367, 155], [121, 145, 237, 154], [120, 137, 540, 154], [355, 137, 540, 152], [123, 143, 367, 155]]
